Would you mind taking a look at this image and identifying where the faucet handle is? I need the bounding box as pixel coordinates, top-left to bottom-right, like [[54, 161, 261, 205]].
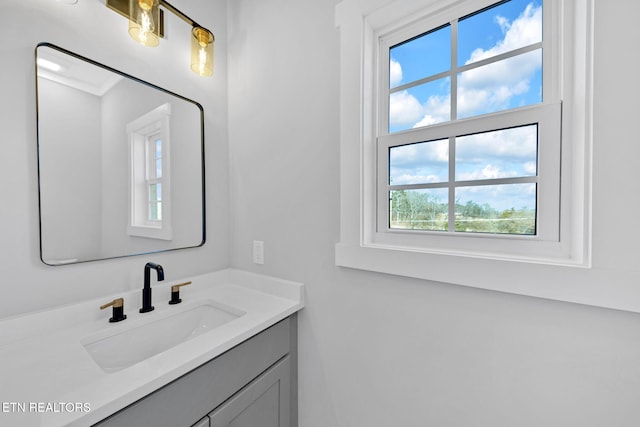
[[100, 298, 127, 323], [169, 281, 192, 305]]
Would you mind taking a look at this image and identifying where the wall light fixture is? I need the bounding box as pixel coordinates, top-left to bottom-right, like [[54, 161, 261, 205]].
[[106, 0, 215, 77]]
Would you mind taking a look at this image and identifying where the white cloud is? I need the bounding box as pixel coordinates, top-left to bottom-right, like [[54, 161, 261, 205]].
[[458, 3, 542, 117], [456, 125, 537, 161], [455, 126, 537, 179], [468, 3, 542, 64], [390, 58, 403, 87], [523, 161, 537, 174], [389, 89, 450, 130], [495, 15, 510, 34], [390, 139, 449, 165], [458, 49, 541, 117], [394, 173, 444, 184], [390, 139, 449, 184], [390, 2, 542, 129], [389, 90, 424, 126], [457, 164, 518, 181], [413, 115, 438, 128]]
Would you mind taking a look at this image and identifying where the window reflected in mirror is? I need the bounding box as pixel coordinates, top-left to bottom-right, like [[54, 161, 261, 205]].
[[35, 43, 205, 265]]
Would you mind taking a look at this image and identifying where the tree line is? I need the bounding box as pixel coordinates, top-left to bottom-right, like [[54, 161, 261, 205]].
[[390, 189, 535, 235]]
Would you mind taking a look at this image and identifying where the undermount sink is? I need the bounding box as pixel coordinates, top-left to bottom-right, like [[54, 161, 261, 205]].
[[82, 300, 244, 373]]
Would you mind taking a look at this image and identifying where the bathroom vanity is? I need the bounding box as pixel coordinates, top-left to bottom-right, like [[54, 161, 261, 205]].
[[95, 316, 296, 427], [0, 269, 303, 427]]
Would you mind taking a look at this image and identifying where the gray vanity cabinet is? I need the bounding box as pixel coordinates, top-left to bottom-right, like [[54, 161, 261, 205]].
[[94, 316, 297, 427], [208, 355, 290, 427]]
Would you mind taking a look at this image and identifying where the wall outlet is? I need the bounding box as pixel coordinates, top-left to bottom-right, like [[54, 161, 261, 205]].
[[253, 240, 264, 265]]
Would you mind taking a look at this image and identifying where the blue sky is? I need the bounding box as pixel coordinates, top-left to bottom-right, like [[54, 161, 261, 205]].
[[388, 0, 542, 212]]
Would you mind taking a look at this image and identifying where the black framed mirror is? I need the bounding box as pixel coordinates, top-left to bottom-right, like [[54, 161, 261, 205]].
[[35, 43, 205, 265]]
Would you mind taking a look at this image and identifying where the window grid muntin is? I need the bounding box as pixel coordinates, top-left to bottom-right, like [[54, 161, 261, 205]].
[[459, 0, 510, 23], [378, 102, 559, 241], [389, 23, 452, 90], [126, 102, 172, 241], [145, 133, 163, 223], [379, 0, 551, 239], [388, 123, 539, 233], [335, 0, 590, 276], [386, 0, 544, 134]]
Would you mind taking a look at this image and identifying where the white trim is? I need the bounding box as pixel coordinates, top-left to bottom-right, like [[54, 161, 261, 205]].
[[375, 103, 562, 256], [127, 103, 173, 241], [335, 0, 593, 301]]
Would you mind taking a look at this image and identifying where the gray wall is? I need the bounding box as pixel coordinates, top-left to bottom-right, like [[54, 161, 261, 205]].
[[227, 0, 640, 426], [38, 78, 103, 261]]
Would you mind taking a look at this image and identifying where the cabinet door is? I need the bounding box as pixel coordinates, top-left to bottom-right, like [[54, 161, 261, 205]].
[[209, 356, 290, 427]]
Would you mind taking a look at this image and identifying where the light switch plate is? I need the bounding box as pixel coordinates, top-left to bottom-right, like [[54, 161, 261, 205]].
[[253, 240, 264, 265]]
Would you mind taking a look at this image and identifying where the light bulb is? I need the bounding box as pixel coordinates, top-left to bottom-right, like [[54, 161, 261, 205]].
[[128, 0, 159, 47], [136, 8, 155, 45], [198, 46, 208, 76], [190, 27, 214, 77]]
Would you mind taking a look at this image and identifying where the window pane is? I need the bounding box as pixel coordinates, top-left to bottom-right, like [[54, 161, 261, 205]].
[[456, 49, 541, 119], [149, 182, 162, 221], [154, 139, 162, 178], [148, 202, 162, 221], [455, 125, 537, 181], [149, 183, 157, 202], [389, 139, 449, 185], [389, 77, 450, 133], [390, 25, 450, 88], [390, 188, 448, 231], [149, 202, 158, 221], [149, 183, 162, 202], [455, 183, 536, 234], [458, 0, 542, 67]]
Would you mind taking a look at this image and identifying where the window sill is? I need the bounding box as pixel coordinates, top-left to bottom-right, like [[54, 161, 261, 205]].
[[128, 225, 173, 241], [335, 242, 590, 301]]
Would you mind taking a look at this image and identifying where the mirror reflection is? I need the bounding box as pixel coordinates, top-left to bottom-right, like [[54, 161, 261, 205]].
[[36, 43, 205, 265]]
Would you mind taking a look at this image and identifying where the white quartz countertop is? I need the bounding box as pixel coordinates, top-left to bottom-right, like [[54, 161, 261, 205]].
[[0, 269, 304, 427]]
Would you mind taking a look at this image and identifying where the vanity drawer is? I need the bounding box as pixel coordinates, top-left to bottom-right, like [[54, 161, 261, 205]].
[[94, 317, 291, 427]]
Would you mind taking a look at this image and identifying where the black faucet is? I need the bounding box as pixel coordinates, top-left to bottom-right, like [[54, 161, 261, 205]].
[[140, 262, 164, 313]]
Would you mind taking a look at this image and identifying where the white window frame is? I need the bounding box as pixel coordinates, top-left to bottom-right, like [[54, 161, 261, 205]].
[[377, 104, 561, 248], [127, 103, 173, 240], [334, 0, 593, 299], [146, 133, 163, 224]]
